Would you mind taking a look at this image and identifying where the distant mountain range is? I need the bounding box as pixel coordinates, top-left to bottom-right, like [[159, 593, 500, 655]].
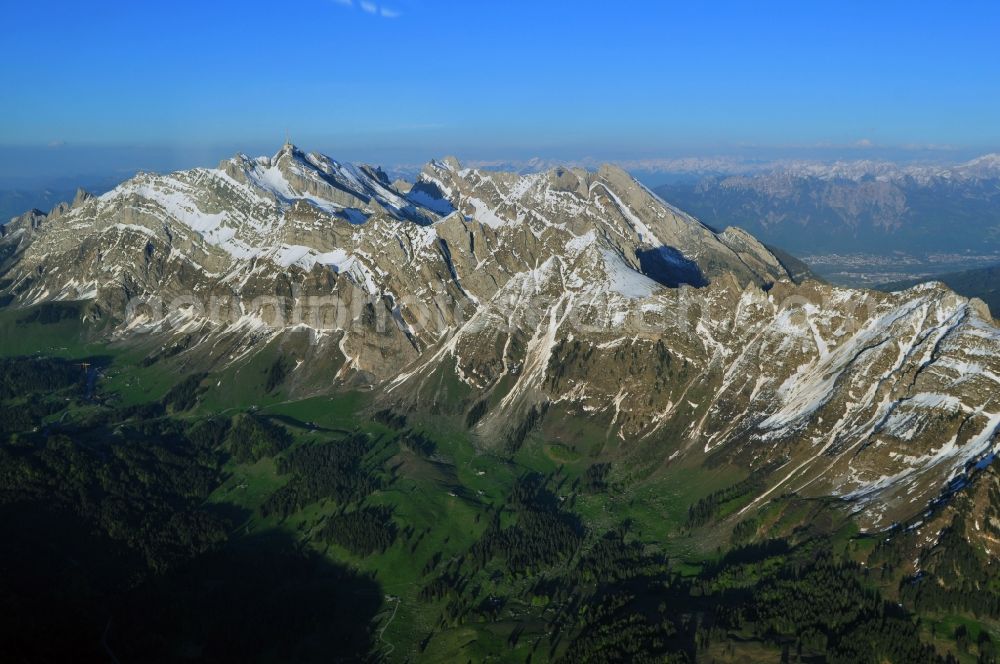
[[653, 154, 1000, 257]]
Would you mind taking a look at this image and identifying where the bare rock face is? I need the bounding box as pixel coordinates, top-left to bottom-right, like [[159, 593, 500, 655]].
[[2, 144, 998, 531]]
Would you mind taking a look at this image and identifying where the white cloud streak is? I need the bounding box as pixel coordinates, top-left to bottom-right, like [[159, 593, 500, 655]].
[[331, 0, 400, 18]]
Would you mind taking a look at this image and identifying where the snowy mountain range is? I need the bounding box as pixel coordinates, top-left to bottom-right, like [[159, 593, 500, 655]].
[[653, 153, 1000, 258], [2, 143, 999, 531], [392, 153, 1000, 183]]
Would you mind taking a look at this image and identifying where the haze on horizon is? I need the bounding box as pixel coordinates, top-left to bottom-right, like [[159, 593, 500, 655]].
[[2, 0, 999, 181]]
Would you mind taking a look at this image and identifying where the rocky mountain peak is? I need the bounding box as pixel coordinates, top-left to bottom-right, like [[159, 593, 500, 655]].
[[71, 187, 93, 207], [274, 140, 302, 160]]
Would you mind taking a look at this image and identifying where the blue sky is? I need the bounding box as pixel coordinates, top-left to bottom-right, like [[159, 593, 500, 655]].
[[2, 0, 999, 176]]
